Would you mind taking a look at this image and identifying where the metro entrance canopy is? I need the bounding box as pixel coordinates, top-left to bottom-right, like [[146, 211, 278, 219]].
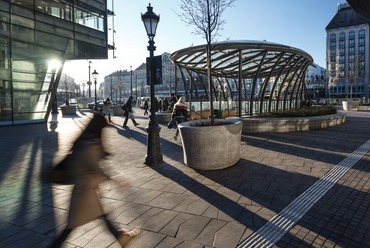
[[170, 40, 313, 115]]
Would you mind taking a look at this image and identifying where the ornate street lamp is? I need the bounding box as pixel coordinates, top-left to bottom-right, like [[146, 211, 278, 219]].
[[81, 81, 86, 98], [87, 61, 92, 97], [92, 69, 99, 111], [141, 3, 162, 166], [130, 65, 133, 98]]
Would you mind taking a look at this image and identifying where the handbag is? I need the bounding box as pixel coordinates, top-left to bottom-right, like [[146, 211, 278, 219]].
[[121, 104, 128, 112], [47, 153, 75, 185], [167, 120, 175, 129]]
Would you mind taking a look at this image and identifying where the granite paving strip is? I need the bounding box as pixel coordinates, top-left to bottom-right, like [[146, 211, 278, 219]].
[[238, 138, 370, 248]]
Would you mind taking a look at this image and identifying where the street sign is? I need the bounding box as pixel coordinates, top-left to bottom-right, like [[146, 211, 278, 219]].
[[146, 55, 162, 85]]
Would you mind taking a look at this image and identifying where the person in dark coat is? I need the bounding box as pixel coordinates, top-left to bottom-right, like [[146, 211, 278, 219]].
[[143, 99, 149, 115], [122, 96, 139, 128], [49, 113, 140, 247]]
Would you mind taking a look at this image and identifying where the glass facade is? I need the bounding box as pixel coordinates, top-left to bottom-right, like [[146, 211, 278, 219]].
[[0, 0, 108, 125]]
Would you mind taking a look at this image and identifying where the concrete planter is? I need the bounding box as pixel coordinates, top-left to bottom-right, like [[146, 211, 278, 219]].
[[178, 119, 242, 170], [156, 112, 172, 123], [342, 101, 359, 111], [60, 105, 76, 115]]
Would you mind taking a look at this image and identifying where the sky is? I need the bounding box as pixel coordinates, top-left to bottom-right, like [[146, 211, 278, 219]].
[[63, 0, 346, 84]]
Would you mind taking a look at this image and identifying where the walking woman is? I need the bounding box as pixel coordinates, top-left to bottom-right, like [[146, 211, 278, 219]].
[[122, 96, 139, 128], [49, 113, 140, 247], [102, 97, 112, 122]]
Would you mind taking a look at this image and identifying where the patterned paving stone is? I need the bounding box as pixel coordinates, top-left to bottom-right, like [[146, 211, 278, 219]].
[[2, 109, 370, 248]]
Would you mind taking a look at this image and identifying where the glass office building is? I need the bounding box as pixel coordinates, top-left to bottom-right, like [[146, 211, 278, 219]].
[[0, 0, 108, 125]]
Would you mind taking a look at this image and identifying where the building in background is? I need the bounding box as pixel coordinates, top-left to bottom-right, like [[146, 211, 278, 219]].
[[306, 63, 327, 100], [326, 2, 370, 99], [102, 52, 176, 103], [0, 0, 111, 125]]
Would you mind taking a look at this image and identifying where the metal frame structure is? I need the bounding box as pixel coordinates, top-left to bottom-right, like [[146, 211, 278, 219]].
[[171, 40, 313, 116]]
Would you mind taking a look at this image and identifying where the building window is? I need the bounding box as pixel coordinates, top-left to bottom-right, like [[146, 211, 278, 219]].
[[330, 49, 336, 55], [349, 54, 355, 61], [359, 61, 365, 70], [330, 56, 336, 62], [359, 46, 365, 53], [330, 41, 336, 48], [339, 32, 345, 40], [75, 7, 104, 31], [331, 63, 336, 70], [339, 40, 345, 47], [339, 63, 345, 70], [339, 48, 345, 55], [330, 33, 336, 41], [358, 53, 365, 61], [349, 39, 355, 46], [359, 37, 365, 45], [339, 55, 345, 62], [35, 0, 73, 21], [349, 31, 355, 39], [338, 85, 345, 93], [359, 29, 365, 37], [349, 47, 355, 54]]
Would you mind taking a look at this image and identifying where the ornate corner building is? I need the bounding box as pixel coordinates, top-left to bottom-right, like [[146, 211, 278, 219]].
[[326, 2, 370, 99], [0, 0, 109, 125]]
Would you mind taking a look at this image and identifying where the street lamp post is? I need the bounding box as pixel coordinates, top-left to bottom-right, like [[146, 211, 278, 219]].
[[110, 75, 113, 100], [87, 61, 92, 97], [81, 81, 86, 98], [141, 3, 162, 166], [92, 69, 99, 111], [130, 65, 133, 97]]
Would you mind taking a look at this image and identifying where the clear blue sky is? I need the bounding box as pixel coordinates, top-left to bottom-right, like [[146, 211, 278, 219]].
[[64, 0, 345, 83]]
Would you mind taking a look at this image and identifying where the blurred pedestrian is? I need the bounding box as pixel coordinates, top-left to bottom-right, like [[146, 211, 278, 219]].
[[170, 93, 177, 111], [102, 97, 112, 122], [122, 96, 139, 128], [49, 113, 140, 248], [143, 98, 149, 116], [163, 98, 169, 111], [158, 99, 163, 112], [171, 97, 190, 140]]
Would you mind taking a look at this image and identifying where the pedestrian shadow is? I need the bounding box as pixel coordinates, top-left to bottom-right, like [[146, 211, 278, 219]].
[[0, 122, 60, 246]]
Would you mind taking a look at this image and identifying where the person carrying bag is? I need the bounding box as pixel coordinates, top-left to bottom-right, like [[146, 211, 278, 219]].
[[122, 96, 139, 128], [171, 96, 190, 140]]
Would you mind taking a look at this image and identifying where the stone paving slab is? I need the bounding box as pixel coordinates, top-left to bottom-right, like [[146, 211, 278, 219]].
[[0, 108, 370, 247]]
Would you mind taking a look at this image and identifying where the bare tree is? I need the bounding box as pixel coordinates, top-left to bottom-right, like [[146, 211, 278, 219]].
[[178, 0, 236, 125], [348, 57, 357, 101]]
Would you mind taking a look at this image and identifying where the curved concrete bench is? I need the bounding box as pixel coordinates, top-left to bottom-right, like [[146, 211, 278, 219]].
[[227, 113, 346, 134]]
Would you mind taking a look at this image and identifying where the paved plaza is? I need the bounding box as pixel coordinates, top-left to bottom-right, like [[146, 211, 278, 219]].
[[0, 107, 370, 248]]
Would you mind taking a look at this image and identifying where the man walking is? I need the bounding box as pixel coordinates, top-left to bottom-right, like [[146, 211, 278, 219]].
[[122, 96, 140, 128]]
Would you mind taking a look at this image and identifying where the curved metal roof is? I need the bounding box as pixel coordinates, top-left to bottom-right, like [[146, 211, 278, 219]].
[[170, 40, 313, 79]]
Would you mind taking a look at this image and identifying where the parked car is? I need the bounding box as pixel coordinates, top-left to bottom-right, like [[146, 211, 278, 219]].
[[69, 98, 78, 105], [87, 100, 104, 110]]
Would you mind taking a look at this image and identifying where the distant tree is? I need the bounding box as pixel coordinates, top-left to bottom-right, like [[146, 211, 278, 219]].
[[178, 0, 236, 125]]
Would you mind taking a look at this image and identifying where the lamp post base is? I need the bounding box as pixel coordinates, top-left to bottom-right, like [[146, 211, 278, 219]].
[[145, 119, 163, 166]]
